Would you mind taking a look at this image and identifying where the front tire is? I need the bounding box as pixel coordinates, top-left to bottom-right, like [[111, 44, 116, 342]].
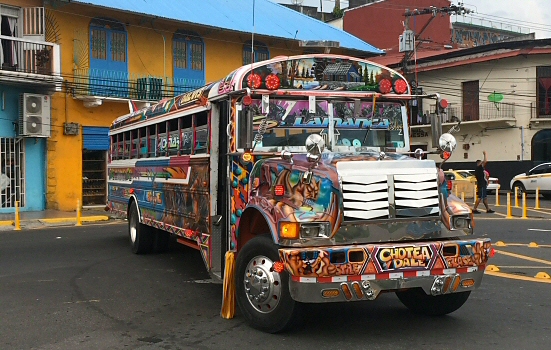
[[512, 182, 526, 197], [396, 288, 471, 316], [128, 201, 155, 254], [235, 235, 301, 333]]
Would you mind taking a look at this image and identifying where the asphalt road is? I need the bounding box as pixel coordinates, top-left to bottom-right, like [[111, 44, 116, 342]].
[[1, 218, 551, 350]]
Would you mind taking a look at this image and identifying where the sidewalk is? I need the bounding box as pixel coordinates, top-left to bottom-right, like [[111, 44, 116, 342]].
[[0, 207, 122, 231]]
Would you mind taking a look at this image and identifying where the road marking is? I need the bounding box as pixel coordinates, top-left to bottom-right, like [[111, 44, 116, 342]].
[[528, 228, 551, 232], [63, 300, 100, 304], [493, 266, 551, 269], [485, 270, 551, 283], [495, 249, 551, 265], [494, 242, 551, 248]]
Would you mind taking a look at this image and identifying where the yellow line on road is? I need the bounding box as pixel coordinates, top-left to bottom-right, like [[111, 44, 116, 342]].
[[494, 266, 551, 269], [495, 249, 551, 265], [485, 270, 551, 283]]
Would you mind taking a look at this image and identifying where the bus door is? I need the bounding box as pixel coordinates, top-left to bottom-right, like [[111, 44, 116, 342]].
[[209, 98, 230, 278]]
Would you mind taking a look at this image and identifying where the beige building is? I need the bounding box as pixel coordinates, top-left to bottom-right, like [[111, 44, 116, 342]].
[[374, 39, 551, 189]]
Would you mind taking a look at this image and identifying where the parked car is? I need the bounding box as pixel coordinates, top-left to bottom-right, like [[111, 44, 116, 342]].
[[444, 170, 475, 198], [465, 170, 501, 194], [510, 162, 551, 199]]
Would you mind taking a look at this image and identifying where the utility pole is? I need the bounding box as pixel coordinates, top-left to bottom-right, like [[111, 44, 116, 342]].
[[400, 3, 471, 82]]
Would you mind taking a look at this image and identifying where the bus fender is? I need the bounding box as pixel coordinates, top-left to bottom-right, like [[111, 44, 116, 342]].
[[237, 204, 278, 251], [126, 194, 141, 222]]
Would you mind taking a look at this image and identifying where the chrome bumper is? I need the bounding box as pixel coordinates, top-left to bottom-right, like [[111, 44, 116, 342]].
[[289, 268, 484, 303]]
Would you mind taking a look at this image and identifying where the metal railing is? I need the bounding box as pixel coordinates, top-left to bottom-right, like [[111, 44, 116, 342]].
[[412, 102, 516, 125], [72, 68, 205, 101], [0, 35, 58, 76]]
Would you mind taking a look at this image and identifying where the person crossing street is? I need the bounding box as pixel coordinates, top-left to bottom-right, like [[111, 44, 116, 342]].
[[473, 151, 495, 214]]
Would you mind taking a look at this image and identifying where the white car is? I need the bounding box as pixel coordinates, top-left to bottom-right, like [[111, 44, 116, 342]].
[[465, 170, 501, 194], [510, 162, 551, 199]]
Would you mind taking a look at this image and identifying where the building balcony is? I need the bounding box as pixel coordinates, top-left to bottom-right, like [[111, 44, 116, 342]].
[[71, 68, 205, 106], [0, 35, 62, 89], [411, 102, 517, 129]]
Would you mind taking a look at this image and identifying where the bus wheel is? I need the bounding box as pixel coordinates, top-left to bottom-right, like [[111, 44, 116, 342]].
[[128, 201, 154, 254], [153, 229, 170, 253], [235, 235, 301, 333], [396, 288, 471, 316]]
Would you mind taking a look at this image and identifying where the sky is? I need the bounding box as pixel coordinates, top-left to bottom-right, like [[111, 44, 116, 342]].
[[274, 0, 551, 39]]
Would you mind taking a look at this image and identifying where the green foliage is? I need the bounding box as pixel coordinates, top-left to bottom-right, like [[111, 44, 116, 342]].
[[332, 4, 344, 18]]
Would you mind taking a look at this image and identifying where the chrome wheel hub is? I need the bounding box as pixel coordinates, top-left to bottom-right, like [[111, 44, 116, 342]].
[[243, 255, 282, 313]]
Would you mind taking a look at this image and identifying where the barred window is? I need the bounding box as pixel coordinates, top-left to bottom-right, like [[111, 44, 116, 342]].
[[243, 41, 269, 65]]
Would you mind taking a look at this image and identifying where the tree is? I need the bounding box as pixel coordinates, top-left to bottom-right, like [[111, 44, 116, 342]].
[[332, 3, 344, 18]]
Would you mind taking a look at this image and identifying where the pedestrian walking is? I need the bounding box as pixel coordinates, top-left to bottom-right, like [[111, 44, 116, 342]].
[[473, 151, 495, 214]]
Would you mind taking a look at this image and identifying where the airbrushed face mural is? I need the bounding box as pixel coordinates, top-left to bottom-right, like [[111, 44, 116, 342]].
[[246, 155, 345, 241]]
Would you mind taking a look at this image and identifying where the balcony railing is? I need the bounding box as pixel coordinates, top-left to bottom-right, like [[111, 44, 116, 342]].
[[72, 68, 205, 101], [0, 35, 59, 76], [412, 102, 516, 126]]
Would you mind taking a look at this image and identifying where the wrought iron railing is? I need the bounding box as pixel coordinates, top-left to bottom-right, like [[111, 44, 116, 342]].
[[0, 35, 58, 76], [412, 102, 516, 126], [72, 68, 205, 101]]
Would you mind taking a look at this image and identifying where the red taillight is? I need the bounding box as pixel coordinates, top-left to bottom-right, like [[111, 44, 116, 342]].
[[378, 78, 392, 94], [393, 79, 408, 94], [447, 180, 453, 191], [274, 185, 284, 196]]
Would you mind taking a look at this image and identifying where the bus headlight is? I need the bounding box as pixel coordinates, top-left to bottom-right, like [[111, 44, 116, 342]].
[[300, 222, 330, 239], [279, 222, 331, 240], [452, 216, 471, 230]]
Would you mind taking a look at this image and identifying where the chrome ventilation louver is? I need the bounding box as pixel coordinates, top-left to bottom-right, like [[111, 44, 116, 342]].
[[337, 160, 440, 221]]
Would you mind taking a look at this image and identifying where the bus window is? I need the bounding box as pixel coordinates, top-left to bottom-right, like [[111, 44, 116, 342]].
[[194, 112, 209, 153], [195, 126, 208, 153], [156, 122, 167, 156], [123, 131, 131, 158], [130, 129, 139, 158], [179, 115, 193, 155], [168, 119, 179, 156], [111, 134, 119, 160], [139, 127, 148, 157], [148, 125, 157, 158]]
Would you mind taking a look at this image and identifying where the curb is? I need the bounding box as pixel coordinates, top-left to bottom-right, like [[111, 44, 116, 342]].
[[0, 215, 112, 228], [39, 215, 110, 224]]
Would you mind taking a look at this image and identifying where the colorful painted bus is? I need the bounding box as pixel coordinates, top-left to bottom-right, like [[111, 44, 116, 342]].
[[107, 54, 492, 333]]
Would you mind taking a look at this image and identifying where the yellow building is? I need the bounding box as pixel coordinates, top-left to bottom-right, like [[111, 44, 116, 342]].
[[0, 0, 380, 211]]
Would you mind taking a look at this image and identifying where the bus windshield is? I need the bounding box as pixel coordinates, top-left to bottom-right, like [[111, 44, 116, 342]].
[[240, 99, 406, 151]]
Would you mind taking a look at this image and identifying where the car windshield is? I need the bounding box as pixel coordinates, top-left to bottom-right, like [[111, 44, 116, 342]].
[[241, 99, 407, 151], [456, 171, 472, 178]]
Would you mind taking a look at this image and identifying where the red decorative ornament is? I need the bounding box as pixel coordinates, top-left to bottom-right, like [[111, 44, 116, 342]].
[[247, 73, 262, 89], [242, 95, 252, 106], [393, 79, 408, 94], [378, 78, 392, 94], [265, 74, 281, 90]]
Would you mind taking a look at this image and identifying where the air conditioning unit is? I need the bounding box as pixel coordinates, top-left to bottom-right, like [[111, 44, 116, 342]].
[[19, 93, 51, 137]]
